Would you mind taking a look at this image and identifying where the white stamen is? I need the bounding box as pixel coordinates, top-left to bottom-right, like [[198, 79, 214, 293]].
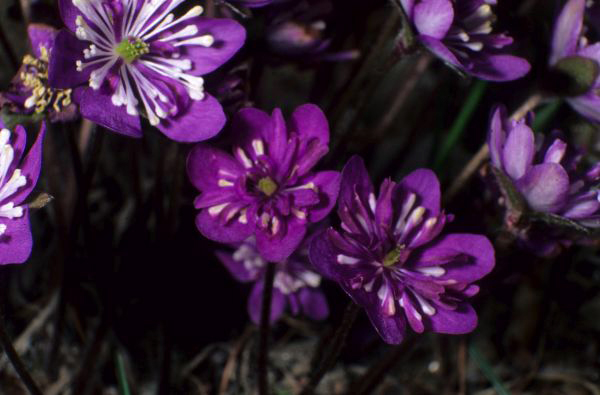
[[237, 148, 253, 168], [417, 266, 446, 277], [208, 203, 228, 216], [252, 139, 265, 156], [368, 193, 376, 213], [337, 254, 360, 265], [218, 179, 234, 187]]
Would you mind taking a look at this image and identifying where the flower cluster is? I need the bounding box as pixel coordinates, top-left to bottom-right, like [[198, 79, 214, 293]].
[[49, 0, 245, 141], [488, 105, 600, 255], [217, 236, 328, 324], [0, 25, 77, 122], [0, 121, 45, 265], [187, 104, 340, 262], [400, 0, 530, 81], [310, 157, 495, 344]]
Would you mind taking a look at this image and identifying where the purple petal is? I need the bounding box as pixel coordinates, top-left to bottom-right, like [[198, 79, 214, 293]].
[[501, 122, 534, 180], [567, 94, 600, 124], [427, 301, 477, 334], [338, 156, 374, 216], [248, 281, 287, 324], [307, 171, 341, 223], [411, 233, 495, 283], [48, 30, 92, 90], [468, 55, 531, 82], [287, 103, 330, 147], [413, 0, 454, 40], [488, 105, 507, 169], [58, 0, 81, 33], [215, 250, 260, 283], [10, 123, 45, 205], [561, 192, 600, 219], [0, 210, 33, 265], [186, 144, 243, 192], [550, 0, 585, 64], [156, 95, 226, 142], [399, 168, 441, 216], [78, 88, 142, 138], [256, 219, 307, 262], [27, 24, 58, 58], [183, 18, 246, 76], [543, 139, 567, 164], [231, 107, 273, 157], [195, 209, 253, 244], [515, 163, 570, 213], [308, 229, 340, 281], [363, 302, 407, 344], [401, 0, 416, 19], [419, 35, 462, 71], [299, 288, 329, 321]]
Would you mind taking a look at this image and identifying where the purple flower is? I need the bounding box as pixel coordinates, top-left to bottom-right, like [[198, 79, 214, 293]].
[[187, 104, 340, 262], [216, 236, 329, 324], [0, 120, 45, 265], [488, 104, 600, 225], [310, 156, 495, 344], [0, 24, 77, 122], [401, 0, 530, 81], [549, 0, 600, 122], [48, 0, 245, 142]]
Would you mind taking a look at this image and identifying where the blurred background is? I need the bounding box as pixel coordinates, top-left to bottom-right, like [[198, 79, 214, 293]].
[[1, 0, 600, 394]]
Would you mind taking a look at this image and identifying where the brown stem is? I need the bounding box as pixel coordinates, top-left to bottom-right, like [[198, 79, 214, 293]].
[[444, 93, 544, 202], [257, 262, 276, 395], [0, 313, 43, 395], [300, 303, 360, 395]]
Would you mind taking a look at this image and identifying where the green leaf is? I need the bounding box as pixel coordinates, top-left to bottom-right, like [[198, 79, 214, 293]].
[[116, 352, 131, 395], [490, 166, 527, 218], [551, 55, 600, 97], [469, 344, 512, 395], [0, 108, 44, 129], [527, 211, 592, 236]]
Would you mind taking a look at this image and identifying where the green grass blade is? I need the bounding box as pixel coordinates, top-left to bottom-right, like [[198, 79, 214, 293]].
[[434, 80, 488, 171], [116, 352, 132, 395], [469, 343, 511, 395]]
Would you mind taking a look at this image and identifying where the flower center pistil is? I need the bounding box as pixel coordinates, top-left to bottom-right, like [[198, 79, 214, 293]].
[[115, 38, 150, 64], [258, 177, 278, 197], [383, 244, 408, 267]]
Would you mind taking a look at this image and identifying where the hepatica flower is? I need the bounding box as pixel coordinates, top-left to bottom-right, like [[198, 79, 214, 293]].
[[216, 237, 328, 324], [187, 104, 340, 262], [0, 25, 77, 122], [400, 0, 530, 81], [549, 0, 600, 122], [49, 0, 245, 141], [0, 120, 45, 265], [310, 156, 494, 344], [488, 105, 600, 226]]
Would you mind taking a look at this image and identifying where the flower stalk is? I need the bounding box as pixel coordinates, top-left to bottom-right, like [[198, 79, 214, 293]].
[[258, 261, 276, 395], [0, 313, 43, 395], [300, 302, 360, 395]]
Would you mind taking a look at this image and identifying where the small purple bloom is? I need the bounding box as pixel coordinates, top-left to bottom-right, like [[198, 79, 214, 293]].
[[217, 236, 329, 324], [310, 156, 495, 344], [488, 104, 600, 224], [187, 104, 340, 262], [0, 120, 45, 265], [0, 24, 77, 122], [49, 0, 245, 141], [401, 0, 530, 81], [549, 0, 600, 122]]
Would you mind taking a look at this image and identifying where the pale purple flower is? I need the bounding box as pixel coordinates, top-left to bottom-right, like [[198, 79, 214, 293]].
[[48, 0, 245, 142], [549, 0, 600, 122], [216, 236, 329, 324], [401, 0, 530, 81], [0, 25, 77, 122], [0, 120, 45, 265], [310, 156, 495, 344], [488, 104, 600, 225], [187, 104, 340, 262]]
